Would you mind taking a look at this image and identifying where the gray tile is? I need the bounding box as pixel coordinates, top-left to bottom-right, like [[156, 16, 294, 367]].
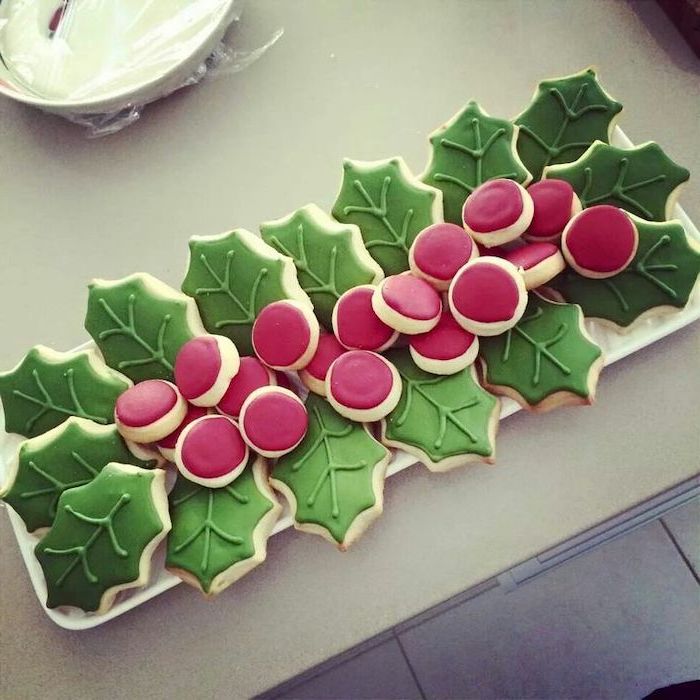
[[663, 497, 700, 579], [399, 522, 700, 699]]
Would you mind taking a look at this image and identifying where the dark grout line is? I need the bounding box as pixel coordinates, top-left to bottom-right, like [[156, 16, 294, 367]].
[[392, 629, 428, 700], [660, 519, 700, 586]]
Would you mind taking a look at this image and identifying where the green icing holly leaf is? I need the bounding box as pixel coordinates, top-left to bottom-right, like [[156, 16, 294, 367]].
[[382, 349, 499, 472], [85, 273, 203, 383], [515, 67, 623, 180], [549, 216, 700, 329], [543, 141, 689, 222], [35, 463, 170, 613], [0, 346, 130, 439], [479, 295, 603, 411], [422, 101, 531, 225], [271, 394, 390, 548], [1, 418, 155, 533], [331, 157, 442, 275], [181, 229, 311, 355], [261, 204, 383, 329], [166, 456, 280, 595]]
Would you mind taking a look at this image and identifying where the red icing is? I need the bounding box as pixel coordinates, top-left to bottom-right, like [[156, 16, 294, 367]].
[[451, 261, 521, 323], [565, 205, 637, 273], [410, 312, 476, 360], [157, 404, 208, 451], [217, 357, 272, 418], [180, 416, 247, 479], [463, 180, 523, 233], [412, 224, 475, 281], [526, 179, 575, 238], [174, 336, 223, 400], [476, 242, 510, 258], [115, 380, 178, 428], [253, 301, 311, 367], [504, 242, 560, 270], [242, 390, 308, 452], [329, 351, 394, 410], [304, 332, 346, 380], [381, 273, 441, 320], [274, 371, 296, 393], [335, 287, 396, 350]]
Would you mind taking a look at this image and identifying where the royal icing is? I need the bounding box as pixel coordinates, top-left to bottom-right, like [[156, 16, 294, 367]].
[[216, 356, 275, 419], [409, 311, 479, 375], [299, 331, 347, 396], [372, 273, 442, 335], [503, 242, 566, 290], [332, 285, 398, 351], [524, 179, 580, 242], [156, 404, 209, 461]]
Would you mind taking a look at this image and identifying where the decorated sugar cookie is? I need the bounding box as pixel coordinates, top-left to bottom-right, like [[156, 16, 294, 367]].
[[462, 179, 534, 247], [271, 393, 391, 550], [252, 300, 320, 371], [503, 242, 566, 289], [173, 335, 240, 407], [166, 455, 281, 596], [332, 285, 398, 352], [409, 311, 479, 375], [156, 404, 209, 461], [326, 351, 402, 422], [524, 179, 581, 243], [34, 463, 170, 614], [408, 223, 478, 290], [0, 346, 130, 439], [114, 380, 187, 443], [239, 387, 309, 458], [261, 204, 383, 328], [273, 371, 298, 395], [124, 440, 168, 468], [372, 273, 442, 335], [561, 205, 638, 279], [216, 356, 276, 419], [448, 257, 528, 336], [299, 332, 347, 396]]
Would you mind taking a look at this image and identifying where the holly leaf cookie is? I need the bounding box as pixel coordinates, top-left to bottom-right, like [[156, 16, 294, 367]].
[[261, 204, 383, 329], [181, 229, 311, 355], [548, 216, 700, 330], [515, 67, 623, 180], [381, 349, 500, 472], [479, 295, 604, 412], [1, 418, 155, 533], [271, 393, 390, 550], [543, 141, 690, 222], [166, 455, 281, 595], [332, 157, 443, 275], [0, 346, 130, 439], [34, 463, 170, 613], [85, 273, 205, 383], [422, 101, 531, 225]]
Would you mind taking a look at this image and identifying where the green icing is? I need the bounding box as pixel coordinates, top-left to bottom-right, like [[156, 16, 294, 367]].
[[479, 295, 602, 407], [35, 464, 167, 612], [182, 229, 309, 355], [515, 67, 623, 180], [0, 346, 129, 439], [166, 456, 277, 594], [550, 216, 700, 328], [331, 157, 441, 275], [383, 349, 498, 467], [1, 418, 155, 533], [85, 273, 200, 383], [272, 394, 388, 546], [422, 101, 531, 225], [261, 204, 382, 329], [543, 141, 689, 222]]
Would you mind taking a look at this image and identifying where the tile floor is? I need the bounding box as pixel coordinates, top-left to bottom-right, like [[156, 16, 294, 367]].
[[261, 498, 700, 699]]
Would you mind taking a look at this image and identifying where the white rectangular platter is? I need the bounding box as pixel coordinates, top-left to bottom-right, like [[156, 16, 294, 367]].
[[1, 128, 699, 630]]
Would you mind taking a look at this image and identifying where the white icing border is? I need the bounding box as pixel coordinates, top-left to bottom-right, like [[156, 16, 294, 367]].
[[184, 335, 241, 407], [371, 276, 441, 335], [408, 334, 479, 376]]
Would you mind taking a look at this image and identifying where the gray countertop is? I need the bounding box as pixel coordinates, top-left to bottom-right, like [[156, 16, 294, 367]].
[[1, 1, 699, 698]]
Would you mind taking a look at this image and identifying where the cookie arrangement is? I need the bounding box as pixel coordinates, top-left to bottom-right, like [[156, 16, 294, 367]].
[[2, 68, 699, 616]]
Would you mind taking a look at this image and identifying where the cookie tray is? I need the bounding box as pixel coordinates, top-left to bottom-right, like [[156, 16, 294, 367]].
[[1, 127, 699, 630]]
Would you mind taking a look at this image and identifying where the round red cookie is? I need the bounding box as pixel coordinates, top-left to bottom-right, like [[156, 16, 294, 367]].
[[114, 379, 187, 443], [216, 356, 276, 419], [561, 205, 638, 279], [409, 311, 479, 375], [175, 414, 249, 488], [448, 257, 528, 336], [524, 179, 581, 243], [371, 273, 442, 335], [462, 179, 534, 247], [299, 331, 347, 396], [503, 242, 566, 290], [239, 387, 308, 458], [408, 223, 478, 290], [326, 350, 402, 422], [252, 300, 320, 371], [332, 285, 398, 352], [174, 334, 240, 407], [156, 404, 209, 461]]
